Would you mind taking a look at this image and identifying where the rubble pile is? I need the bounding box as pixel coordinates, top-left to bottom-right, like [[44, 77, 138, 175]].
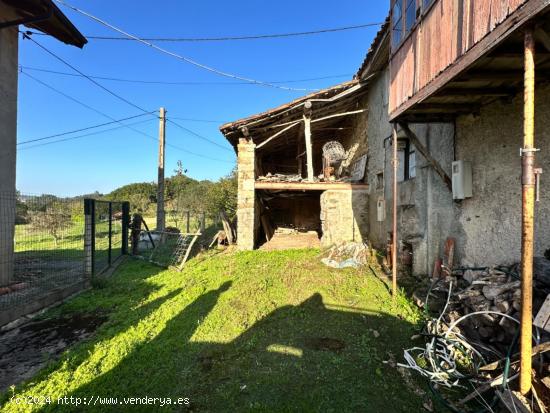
[[257, 173, 304, 182], [320, 242, 370, 269], [414, 260, 550, 353], [257, 172, 352, 183]]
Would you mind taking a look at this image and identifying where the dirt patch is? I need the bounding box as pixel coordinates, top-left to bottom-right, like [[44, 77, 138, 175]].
[[304, 337, 346, 352], [260, 232, 320, 251], [0, 311, 107, 392]]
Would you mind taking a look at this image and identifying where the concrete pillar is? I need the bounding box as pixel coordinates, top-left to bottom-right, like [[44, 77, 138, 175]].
[[237, 139, 256, 250], [0, 27, 18, 286]]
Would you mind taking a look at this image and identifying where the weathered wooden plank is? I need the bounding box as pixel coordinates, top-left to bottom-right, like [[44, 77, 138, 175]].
[[389, 0, 533, 115], [390, 0, 549, 119], [255, 181, 369, 191], [399, 122, 452, 190]]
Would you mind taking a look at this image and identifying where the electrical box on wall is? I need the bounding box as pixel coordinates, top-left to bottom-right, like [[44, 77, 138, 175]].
[[452, 160, 473, 200], [377, 198, 385, 222]]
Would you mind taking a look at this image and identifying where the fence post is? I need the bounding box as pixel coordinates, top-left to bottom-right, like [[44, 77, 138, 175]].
[[201, 211, 206, 233], [186, 210, 190, 234], [122, 201, 130, 255], [84, 199, 95, 279], [108, 202, 112, 266]]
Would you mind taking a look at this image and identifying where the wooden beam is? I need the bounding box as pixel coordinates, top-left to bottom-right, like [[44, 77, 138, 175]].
[[411, 103, 481, 114], [438, 87, 517, 97], [256, 121, 301, 150], [311, 108, 367, 124], [398, 123, 452, 191], [255, 181, 369, 191], [390, 0, 550, 121]]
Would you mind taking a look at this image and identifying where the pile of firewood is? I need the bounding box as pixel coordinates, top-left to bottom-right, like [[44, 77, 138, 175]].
[[414, 257, 550, 354], [405, 258, 550, 412]]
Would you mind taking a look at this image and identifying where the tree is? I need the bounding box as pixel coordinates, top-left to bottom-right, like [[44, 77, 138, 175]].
[[30, 203, 70, 246], [205, 168, 237, 218]]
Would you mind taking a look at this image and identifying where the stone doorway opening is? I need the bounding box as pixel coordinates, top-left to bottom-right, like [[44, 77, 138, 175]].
[[257, 191, 322, 251]]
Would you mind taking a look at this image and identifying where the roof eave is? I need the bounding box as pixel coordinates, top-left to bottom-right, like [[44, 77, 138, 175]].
[[3, 0, 87, 48]]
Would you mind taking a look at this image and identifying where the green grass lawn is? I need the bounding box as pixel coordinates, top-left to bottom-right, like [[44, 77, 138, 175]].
[[1, 249, 428, 413]]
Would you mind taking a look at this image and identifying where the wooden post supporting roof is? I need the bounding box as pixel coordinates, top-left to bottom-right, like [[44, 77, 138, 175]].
[[303, 101, 314, 182], [519, 27, 536, 396], [398, 122, 452, 191]]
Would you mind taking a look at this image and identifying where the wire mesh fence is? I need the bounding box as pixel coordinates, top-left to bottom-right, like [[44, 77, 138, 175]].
[[84, 199, 129, 276], [0, 192, 86, 313], [131, 211, 211, 268]]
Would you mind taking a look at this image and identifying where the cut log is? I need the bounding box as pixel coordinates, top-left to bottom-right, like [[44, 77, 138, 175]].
[[219, 210, 236, 244], [496, 300, 511, 313], [482, 281, 521, 300], [457, 289, 481, 300]]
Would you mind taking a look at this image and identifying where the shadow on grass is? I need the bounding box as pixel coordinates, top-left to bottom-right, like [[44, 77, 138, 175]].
[[34, 282, 421, 412], [0, 262, 179, 396]]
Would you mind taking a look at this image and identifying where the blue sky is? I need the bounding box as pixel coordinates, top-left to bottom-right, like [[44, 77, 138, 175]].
[[16, 0, 388, 196]]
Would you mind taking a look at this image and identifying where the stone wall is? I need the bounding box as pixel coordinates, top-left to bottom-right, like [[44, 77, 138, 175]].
[[347, 68, 455, 276], [320, 190, 369, 247], [237, 139, 256, 250], [0, 27, 18, 286], [454, 83, 550, 267]]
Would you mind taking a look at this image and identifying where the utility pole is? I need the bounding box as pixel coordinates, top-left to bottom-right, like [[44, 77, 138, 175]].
[[157, 107, 166, 232]]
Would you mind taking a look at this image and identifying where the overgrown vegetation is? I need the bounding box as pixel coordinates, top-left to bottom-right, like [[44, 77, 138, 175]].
[[105, 165, 237, 219], [1, 249, 430, 412]]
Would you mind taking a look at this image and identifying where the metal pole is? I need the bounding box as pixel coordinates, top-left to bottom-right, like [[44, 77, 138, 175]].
[[392, 124, 399, 299], [121, 201, 130, 255], [157, 107, 166, 232], [91, 200, 96, 276], [519, 27, 536, 396]]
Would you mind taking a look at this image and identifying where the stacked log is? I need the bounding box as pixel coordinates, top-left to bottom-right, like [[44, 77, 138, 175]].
[[419, 260, 550, 354]]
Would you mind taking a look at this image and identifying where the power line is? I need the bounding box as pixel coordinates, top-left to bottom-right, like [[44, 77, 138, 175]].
[[19, 65, 351, 86], [23, 39, 233, 154], [18, 112, 155, 145], [23, 22, 383, 42], [165, 142, 235, 164], [166, 119, 232, 152], [20, 70, 234, 164], [169, 117, 227, 124], [20, 70, 157, 142], [24, 34, 150, 113], [19, 119, 155, 150], [53, 0, 318, 92]]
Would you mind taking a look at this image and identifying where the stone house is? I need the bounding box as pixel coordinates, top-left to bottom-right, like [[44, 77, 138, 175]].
[[0, 0, 86, 286], [380, 0, 550, 275], [219, 82, 370, 250], [222, 0, 550, 281]]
